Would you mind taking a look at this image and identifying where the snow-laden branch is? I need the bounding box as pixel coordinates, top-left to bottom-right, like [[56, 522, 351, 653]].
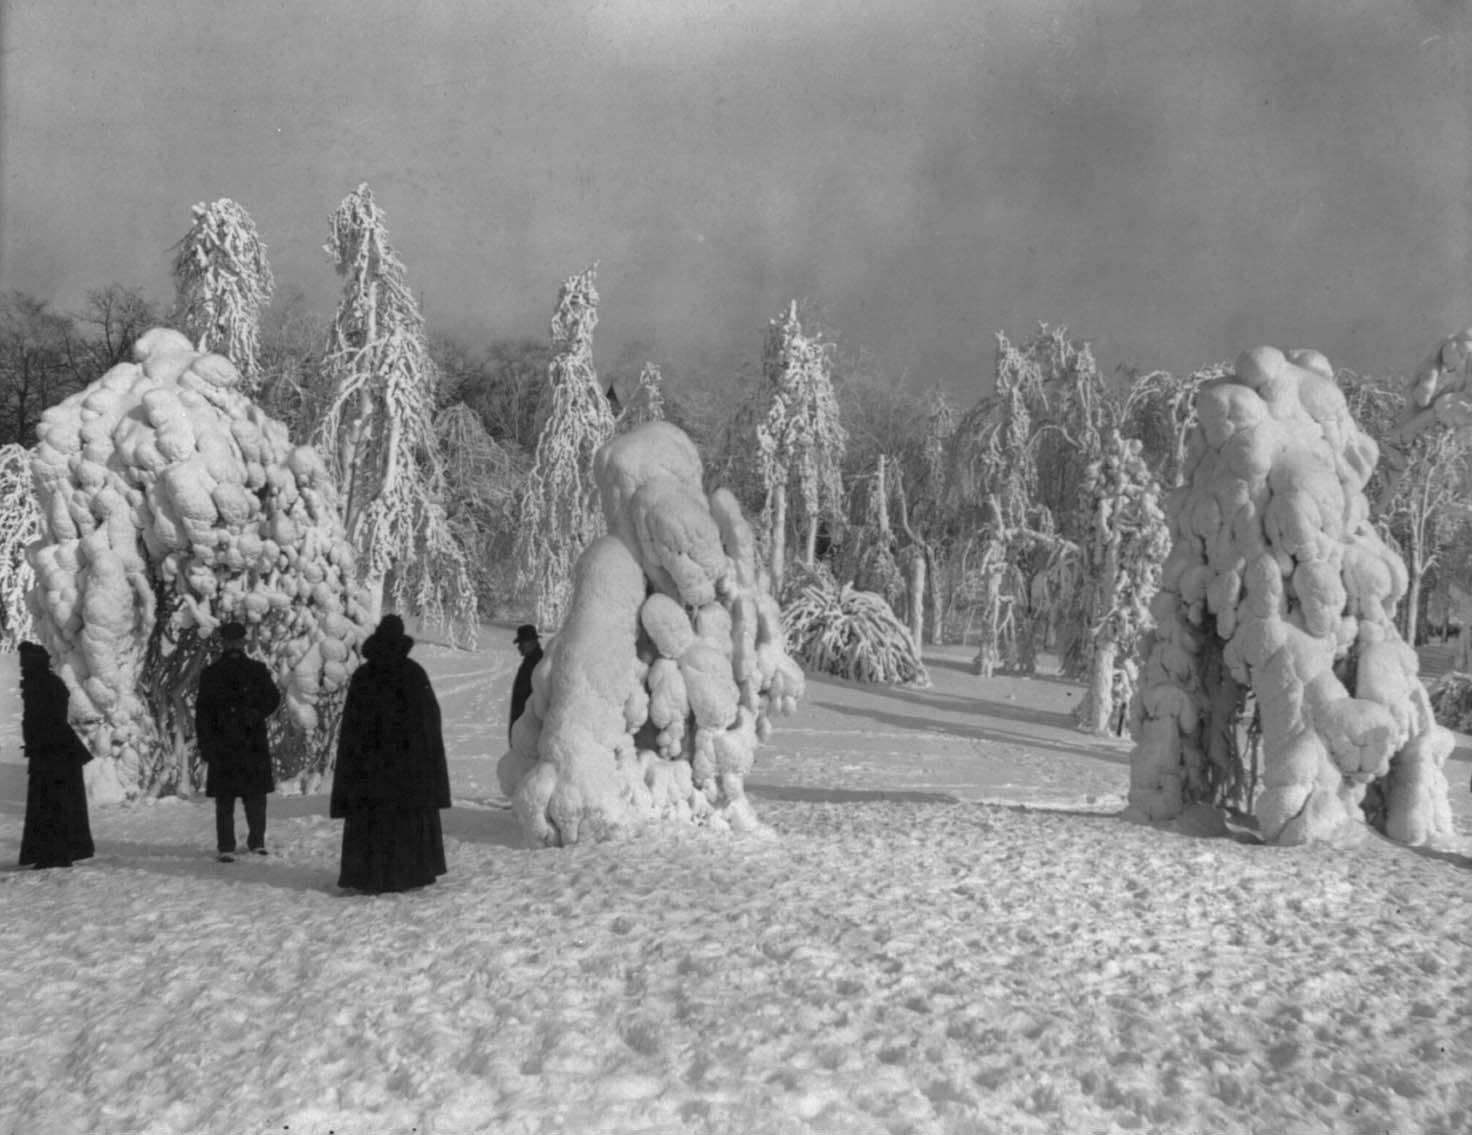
[[0, 442, 41, 649]]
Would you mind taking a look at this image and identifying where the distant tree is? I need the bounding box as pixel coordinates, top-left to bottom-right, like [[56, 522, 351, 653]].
[[947, 324, 1124, 676], [750, 300, 848, 596], [75, 285, 163, 375], [171, 198, 275, 391], [435, 401, 527, 615], [314, 182, 475, 638], [514, 263, 613, 631], [946, 342, 1045, 675], [0, 293, 86, 447], [1119, 365, 1224, 489], [257, 287, 331, 442], [1378, 428, 1472, 645]]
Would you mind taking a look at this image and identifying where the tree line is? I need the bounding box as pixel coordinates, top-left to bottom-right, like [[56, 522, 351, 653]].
[[4, 186, 1470, 758]]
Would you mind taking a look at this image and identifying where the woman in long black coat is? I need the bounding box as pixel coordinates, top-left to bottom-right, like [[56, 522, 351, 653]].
[[331, 615, 451, 893], [18, 641, 95, 868]]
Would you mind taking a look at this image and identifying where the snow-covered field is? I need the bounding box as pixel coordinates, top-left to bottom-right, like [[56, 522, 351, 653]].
[[2, 627, 1470, 1135]]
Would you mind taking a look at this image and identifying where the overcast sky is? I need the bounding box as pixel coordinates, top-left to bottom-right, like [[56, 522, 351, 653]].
[[2, 0, 1469, 396]]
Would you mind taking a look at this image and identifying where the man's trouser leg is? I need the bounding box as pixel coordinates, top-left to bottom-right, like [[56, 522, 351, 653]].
[[243, 794, 267, 852], [215, 794, 238, 854]]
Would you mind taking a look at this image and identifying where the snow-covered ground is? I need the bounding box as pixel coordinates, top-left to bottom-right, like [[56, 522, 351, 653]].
[[2, 627, 1470, 1135]]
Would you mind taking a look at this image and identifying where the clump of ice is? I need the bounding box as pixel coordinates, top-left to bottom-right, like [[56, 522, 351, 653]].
[[498, 421, 805, 846], [28, 328, 371, 800], [1398, 327, 1472, 442], [1129, 345, 1456, 846]]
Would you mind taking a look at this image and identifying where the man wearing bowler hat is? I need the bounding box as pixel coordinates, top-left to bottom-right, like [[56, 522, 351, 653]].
[[509, 624, 542, 743], [195, 621, 281, 862]]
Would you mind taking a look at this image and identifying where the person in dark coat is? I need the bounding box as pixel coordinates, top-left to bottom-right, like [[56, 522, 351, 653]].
[[195, 621, 281, 862], [331, 614, 451, 894], [18, 641, 95, 868], [508, 623, 542, 743]]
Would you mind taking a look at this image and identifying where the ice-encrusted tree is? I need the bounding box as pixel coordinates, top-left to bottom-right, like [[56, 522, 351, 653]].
[[171, 199, 274, 393], [1121, 366, 1215, 490], [513, 264, 613, 631], [498, 420, 805, 846], [0, 442, 40, 649], [1128, 345, 1455, 847], [314, 182, 475, 639], [617, 362, 666, 429], [435, 400, 525, 615], [946, 337, 1045, 675], [28, 328, 373, 800], [1070, 431, 1169, 736], [908, 391, 959, 644], [751, 301, 847, 597]]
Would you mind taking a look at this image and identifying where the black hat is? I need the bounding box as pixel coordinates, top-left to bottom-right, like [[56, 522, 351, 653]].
[[375, 614, 406, 641], [514, 624, 539, 645], [18, 641, 49, 665], [219, 621, 247, 642]]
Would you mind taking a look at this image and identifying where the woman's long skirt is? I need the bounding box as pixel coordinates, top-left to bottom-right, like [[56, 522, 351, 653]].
[[20, 759, 94, 868], [338, 805, 446, 893]]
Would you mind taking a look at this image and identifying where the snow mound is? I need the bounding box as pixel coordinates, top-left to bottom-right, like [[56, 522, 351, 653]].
[[1129, 345, 1457, 847], [499, 421, 805, 845]]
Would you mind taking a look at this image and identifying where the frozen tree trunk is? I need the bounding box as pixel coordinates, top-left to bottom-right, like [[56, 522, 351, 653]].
[[972, 552, 1003, 677], [1403, 542, 1423, 647], [1077, 493, 1124, 734], [909, 551, 925, 648], [770, 483, 788, 596], [1080, 637, 1117, 735], [803, 514, 819, 569]]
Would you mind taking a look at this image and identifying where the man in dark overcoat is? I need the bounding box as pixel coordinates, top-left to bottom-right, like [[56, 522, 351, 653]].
[[508, 623, 542, 743], [195, 621, 281, 862]]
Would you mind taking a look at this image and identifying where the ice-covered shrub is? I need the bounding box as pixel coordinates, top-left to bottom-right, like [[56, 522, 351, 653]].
[[29, 328, 373, 800], [1128, 346, 1455, 847], [782, 564, 929, 687], [1427, 671, 1472, 734], [497, 420, 805, 846]]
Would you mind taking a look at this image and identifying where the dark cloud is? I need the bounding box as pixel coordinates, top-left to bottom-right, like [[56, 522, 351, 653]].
[[2, 0, 1469, 398]]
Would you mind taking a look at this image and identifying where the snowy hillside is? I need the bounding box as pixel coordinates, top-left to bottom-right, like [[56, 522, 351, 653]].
[[2, 626, 1469, 1135]]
